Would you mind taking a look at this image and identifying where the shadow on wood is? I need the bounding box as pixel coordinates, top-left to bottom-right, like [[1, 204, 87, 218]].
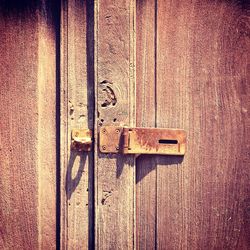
[[136, 155, 184, 183], [65, 151, 87, 200], [97, 152, 184, 180]]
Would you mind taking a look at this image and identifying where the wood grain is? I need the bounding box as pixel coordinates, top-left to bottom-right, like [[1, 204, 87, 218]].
[[60, 0, 94, 248], [0, 1, 57, 249], [136, 0, 250, 249], [95, 0, 136, 248], [136, 0, 157, 249]]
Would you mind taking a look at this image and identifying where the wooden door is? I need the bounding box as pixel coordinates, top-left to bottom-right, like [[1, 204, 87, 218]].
[[91, 0, 250, 248], [136, 0, 250, 249], [60, 0, 136, 248], [0, 0, 249, 249], [0, 1, 59, 249]]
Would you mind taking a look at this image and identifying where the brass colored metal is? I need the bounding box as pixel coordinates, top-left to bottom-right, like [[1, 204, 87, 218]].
[[71, 129, 92, 152], [99, 126, 186, 155]]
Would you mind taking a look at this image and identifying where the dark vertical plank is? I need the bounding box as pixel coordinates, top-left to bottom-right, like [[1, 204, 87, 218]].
[[95, 0, 136, 248], [0, 1, 57, 249], [156, 0, 250, 249], [60, 0, 94, 248], [136, 0, 157, 249]]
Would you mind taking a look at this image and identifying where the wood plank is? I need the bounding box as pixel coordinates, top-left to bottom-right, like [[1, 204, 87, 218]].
[[156, 1, 250, 249], [60, 0, 94, 248], [95, 0, 136, 248], [136, 0, 157, 249], [0, 1, 57, 249]]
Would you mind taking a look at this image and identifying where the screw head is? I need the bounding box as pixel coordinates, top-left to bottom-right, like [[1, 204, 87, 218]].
[[102, 145, 106, 150], [102, 128, 107, 134], [115, 129, 120, 133]]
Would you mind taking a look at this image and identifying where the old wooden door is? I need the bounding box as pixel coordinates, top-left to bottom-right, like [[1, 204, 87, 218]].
[[0, 1, 59, 249], [135, 1, 250, 249], [60, 0, 250, 249], [92, 0, 250, 249], [0, 0, 249, 249]]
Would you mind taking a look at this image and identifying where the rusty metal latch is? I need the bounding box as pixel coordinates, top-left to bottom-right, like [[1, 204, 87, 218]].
[[71, 129, 92, 152], [99, 126, 186, 155]]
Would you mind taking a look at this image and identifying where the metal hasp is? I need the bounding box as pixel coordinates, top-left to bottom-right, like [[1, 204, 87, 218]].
[[71, 129, 92, 152], [99, 126, 186, 155]]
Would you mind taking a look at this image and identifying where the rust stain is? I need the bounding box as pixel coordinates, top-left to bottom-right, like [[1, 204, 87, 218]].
[[71, 129, 92, 152], [99, 126, 186, 155]]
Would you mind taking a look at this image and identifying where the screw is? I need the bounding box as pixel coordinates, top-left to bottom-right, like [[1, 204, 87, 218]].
[[102, 145, 106, 150], [102, 128, 107, 134], [115, 129, 120, 133]]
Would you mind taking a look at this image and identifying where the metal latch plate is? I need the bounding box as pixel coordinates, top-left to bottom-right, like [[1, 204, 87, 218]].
[[99, 126, 186, 155], [99, 126, 123, 153]]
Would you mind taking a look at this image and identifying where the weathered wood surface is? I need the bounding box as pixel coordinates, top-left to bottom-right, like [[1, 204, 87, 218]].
[[0, 1, 58, 249], [95, 0, 136, 248], [136, 0, 157, 249], [136, 0, 250, 249], [60, 0, 94, 248]]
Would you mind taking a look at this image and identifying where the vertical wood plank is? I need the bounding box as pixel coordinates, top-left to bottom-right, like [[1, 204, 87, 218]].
[[156, 1, 250, 249], [0, 1, 57, 249], [136, 0, 157, 249], [136, 0, 250, 248], [60, 0, 94, 248], [37, 2, 58, 249], [60, 1, 68, 247], [95, 0, 136, 248]]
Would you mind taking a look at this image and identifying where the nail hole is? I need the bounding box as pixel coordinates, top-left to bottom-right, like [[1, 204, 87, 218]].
[[159, 139, 178, 144], [101, 102, 108, 108], [100, 80, 110, 84], [113, 118, 117, 122]]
